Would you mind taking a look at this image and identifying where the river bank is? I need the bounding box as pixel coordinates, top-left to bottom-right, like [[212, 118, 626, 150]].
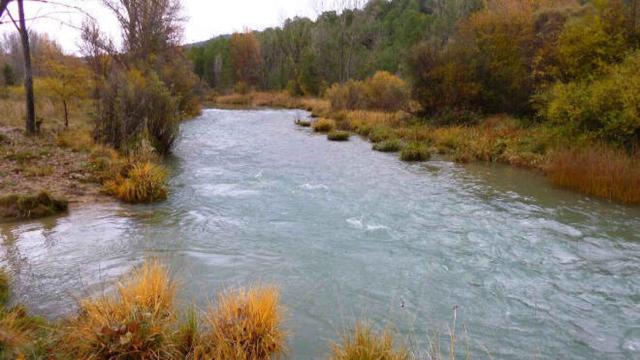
[[212, 91, 640, 205], [3, 108, 639, 358]]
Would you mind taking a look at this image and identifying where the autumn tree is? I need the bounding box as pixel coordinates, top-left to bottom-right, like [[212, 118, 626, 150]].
[[229, 30, 262, 87], [102, 0, 183, 59], [41, 57, 91, 128]]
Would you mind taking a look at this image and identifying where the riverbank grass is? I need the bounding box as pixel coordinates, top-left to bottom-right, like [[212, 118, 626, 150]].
[[328, 130, 350, 141], [104, 161, 169, 204], [61, 260, 179, 358], [373, 138, 403, 152], [312, 118, 336, 133], [330, 323, 409, 360], [295, 119, 312, 127], [400, 142, 431, 162], [0, 192, 68, 221], [547, 146, 640, 203], [203, 286, 286, 359]]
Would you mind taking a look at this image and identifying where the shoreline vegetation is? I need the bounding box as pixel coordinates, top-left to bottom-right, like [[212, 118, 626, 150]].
[[212, 90, 640, 204], [0, 261, 468, 359]]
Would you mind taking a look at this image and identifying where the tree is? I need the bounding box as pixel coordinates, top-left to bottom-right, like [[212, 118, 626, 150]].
[[41, 58, 90, 128], [6, 0, 37, 134], [102, 0, 184, 60], [229, 30, 262, 87]]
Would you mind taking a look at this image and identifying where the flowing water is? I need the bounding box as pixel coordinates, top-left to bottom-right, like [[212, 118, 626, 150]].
[[2, 108, 640, 359]]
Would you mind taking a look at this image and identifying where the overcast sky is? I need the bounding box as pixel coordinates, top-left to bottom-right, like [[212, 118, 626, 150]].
[[0, 0, 332, 53]]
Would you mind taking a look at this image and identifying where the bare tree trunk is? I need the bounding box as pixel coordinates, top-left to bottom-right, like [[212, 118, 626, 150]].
[[17, 0, 36, 134], [63, 100, 69, 128]]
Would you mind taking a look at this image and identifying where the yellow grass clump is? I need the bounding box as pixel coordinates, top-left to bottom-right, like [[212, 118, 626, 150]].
[[330, 323, 409, 360], [202, 286, 286, 360], [546, 146, 640, 204], [328, 130, 350, 141], [0, 309, 35, 358], [60, 261, 179, 359], [312, 118, 337, 133], [105, 161, 169, 204], [400, 142, 431, 162], [56, 128, 95, 152]]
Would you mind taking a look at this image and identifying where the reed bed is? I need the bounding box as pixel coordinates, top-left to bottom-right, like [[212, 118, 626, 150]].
[[547, 146, 640, 203]]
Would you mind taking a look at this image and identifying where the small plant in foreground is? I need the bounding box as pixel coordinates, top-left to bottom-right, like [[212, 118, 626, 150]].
[[330, 322, 409, 360], [312, 118, 336, 133], [295, 119, 312, 127], [202, 285, 286, 359], [60, 261, 179, 359], [0, 309, 35, 358], [0, 192, 68, 220], [105, 161, 168, 204], [373, 138, 403, 152], [328, 130, 350, 141], [400, 142, 431, 162]]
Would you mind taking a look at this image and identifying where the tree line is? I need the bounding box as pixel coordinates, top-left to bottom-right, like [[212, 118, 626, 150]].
[[191, 0, 640, 149]]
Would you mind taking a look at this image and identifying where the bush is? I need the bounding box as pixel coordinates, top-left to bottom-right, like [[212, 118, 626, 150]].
[[312, 118, 337, 133], [202, 286, 285, 360], [0, 192, 68, 220], [364, 71, 409, 112], [330, 323, 409, 360], [327, 130, 350, 141], [60, 261, 178, 359], [104, 161, 168, 204], [541, 51, 640, 147], [373, 138, 403, 152], [96, 69, 179, 155], [326, 80, 367, 111], [400, 142, 431, 162]]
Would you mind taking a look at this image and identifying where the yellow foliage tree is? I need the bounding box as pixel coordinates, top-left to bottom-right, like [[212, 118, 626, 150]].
[[40, 58, 91, 128]]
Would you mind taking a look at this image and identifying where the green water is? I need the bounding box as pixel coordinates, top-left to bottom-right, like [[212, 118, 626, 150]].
[[2, 109, 640, 359]]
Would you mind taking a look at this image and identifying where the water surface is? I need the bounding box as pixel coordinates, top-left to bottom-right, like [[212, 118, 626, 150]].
[[2, 109, 640, 359]]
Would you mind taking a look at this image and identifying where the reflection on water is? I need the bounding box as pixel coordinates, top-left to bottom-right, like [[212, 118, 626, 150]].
[[2, 108, 640, 359]]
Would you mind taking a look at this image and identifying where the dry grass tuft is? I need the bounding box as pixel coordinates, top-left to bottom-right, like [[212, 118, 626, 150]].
[[400, 142, 431, 162], [295, 119, 312, 127], [312, 118, 337, 133], [328, 130, 350, 141], [57, 128, 95, 152], [373, 139, 404, 153], [330, 322, 409, 360], [0, 309, 35, 358], [202, 285, 286, 360], [61, 260, 178, 359], [547, 146, 640, 203], [105, 161, 168, 204]]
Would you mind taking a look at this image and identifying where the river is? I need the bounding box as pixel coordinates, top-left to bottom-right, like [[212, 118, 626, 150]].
[[2, 108, 640, 359]]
